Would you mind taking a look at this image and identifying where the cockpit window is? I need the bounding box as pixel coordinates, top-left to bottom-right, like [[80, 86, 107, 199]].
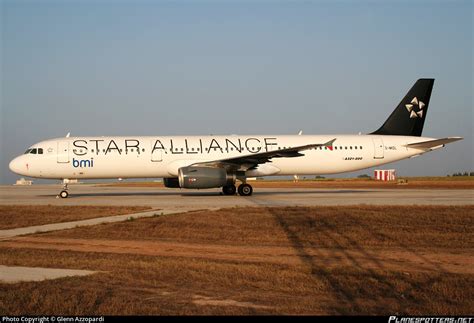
[[24, 147, 44, 154]]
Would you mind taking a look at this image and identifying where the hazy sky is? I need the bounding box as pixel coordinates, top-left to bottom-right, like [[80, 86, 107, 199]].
[[1, 0, 472, 184]]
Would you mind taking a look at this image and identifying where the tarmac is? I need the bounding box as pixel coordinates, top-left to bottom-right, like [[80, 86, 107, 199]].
[[0, 265, 96, 283], [1, 184, 472, 208]]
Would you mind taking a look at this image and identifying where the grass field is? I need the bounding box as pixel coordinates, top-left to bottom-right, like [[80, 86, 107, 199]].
[[0, 205, 473, 315], [0, 205, 150, 230]]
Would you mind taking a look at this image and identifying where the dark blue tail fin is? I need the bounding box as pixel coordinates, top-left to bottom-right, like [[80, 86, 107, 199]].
[[372, 79, 434, 136]]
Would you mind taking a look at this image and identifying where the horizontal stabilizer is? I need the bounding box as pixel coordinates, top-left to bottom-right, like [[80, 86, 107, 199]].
[[405, 137, 463, 149]]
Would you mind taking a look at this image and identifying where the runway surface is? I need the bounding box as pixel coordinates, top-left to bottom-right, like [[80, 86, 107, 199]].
[[1, 184, 472, 207]]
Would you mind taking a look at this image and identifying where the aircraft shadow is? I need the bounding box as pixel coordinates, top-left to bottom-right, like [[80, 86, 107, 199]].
[[255, 204, 448, 314], [38, 189, 374, 198]]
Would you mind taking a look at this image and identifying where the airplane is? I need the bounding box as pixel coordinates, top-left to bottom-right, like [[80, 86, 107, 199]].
[[9, 79, 462, 198]]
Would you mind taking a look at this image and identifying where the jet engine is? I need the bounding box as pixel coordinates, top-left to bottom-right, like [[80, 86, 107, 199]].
[[178, 166, 235, 189]]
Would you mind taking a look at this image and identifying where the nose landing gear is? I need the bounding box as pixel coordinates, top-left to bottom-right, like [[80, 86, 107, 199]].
[[57, 179, 70, 198], [59, 190, 69, 198]]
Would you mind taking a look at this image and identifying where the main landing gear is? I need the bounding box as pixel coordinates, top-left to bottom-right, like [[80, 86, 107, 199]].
[[222, 184, 237, 196], [237, 183, 253, 196], [57, 179, 69, 198], [222, 183, 253, 196]]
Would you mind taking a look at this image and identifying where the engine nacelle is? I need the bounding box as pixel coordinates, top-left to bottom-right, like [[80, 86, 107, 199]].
[[178, 166, 235, 189], [163, 177, 180, 188]]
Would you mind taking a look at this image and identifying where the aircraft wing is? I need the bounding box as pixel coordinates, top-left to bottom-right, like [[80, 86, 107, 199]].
[[405, 137, 463, 150], [191, 138, 337, 172]]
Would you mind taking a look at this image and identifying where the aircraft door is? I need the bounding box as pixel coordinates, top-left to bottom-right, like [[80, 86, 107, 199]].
[[372, 138, 384, 159], [57, 141, 70, 163]]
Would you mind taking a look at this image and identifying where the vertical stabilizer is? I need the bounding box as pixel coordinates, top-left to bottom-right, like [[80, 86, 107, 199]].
[[371, 79, 434, 136]]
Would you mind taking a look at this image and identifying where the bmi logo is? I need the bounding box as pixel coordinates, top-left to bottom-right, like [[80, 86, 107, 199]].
[[405, 97, 424, 119], [73, 158, 94, 168]]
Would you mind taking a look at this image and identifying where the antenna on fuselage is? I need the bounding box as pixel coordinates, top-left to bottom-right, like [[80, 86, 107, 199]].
[[298, 130, 303, 135], [66, 132, 70, 138]]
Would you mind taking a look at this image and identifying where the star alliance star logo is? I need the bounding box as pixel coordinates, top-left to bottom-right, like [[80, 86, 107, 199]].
[[405, 97, 424, 119]]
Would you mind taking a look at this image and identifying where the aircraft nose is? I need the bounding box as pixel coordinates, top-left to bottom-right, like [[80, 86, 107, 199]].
[[9, 156, 23, 175]]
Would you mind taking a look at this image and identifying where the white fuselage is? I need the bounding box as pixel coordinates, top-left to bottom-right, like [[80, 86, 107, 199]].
[[9, 134, 436, 180]]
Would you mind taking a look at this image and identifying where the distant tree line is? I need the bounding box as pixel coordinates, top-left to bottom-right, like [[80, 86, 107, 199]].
[[449, 171, 473, 177]]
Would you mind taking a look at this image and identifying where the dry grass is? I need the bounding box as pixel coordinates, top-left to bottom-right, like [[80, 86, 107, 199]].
[[0, 205, 151, 230], [0, 206, 472, 315], [35, 205, 474, 250], [97, 177, 474, 189]]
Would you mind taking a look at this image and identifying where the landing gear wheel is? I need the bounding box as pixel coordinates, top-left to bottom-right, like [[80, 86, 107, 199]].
[[222, 185, 236, 196], [59, 190, 69, 198], [238, 184, 253, 196]]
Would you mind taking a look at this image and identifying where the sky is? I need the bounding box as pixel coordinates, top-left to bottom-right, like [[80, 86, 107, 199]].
[[1, 0, 472, 184]]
